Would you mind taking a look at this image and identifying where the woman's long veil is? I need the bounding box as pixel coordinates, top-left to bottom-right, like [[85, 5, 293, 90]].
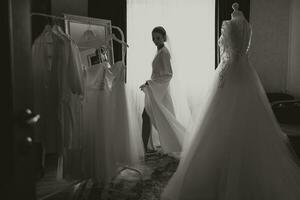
[[165, 32, 215, 153], [165, 35, 196, 152]]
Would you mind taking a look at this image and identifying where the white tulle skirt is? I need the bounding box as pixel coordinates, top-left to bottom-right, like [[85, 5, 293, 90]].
[[143, 79, 187, 154], [161, 56, 300, 200], [82, 89, 111, 183], [82, 83, 144, 184]]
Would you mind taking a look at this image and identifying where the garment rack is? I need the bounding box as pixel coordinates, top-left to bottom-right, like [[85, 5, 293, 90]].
[[31, 12, 127, 64], [31, 13, 139, 184]]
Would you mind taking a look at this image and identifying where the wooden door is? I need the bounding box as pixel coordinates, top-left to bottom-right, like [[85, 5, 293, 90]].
[[1, 0, 37, 199]]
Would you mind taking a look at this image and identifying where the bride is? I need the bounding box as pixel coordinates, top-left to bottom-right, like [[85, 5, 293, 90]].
[[161, 3, 300, 200], [140, 26, 187, 155]]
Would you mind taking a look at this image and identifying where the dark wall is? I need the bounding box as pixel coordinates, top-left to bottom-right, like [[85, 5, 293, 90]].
[[31, 0, 51, 42], [88, 0, 126, 62], [1, 0, 13, 194]]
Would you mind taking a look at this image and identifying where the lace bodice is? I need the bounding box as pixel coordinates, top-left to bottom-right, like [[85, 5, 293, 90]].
[[105, 61, 126, 89], [218, 17, 252, 61]]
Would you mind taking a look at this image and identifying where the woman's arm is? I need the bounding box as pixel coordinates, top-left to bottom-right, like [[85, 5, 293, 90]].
[[157, 50, 173, 81]]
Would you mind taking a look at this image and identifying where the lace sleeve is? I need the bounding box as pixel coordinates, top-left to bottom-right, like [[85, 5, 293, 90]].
[[218, 63, 229, 88], [220, 21, 233, 56], [160, 49, 173, 77], [218, 21, 232, 88]]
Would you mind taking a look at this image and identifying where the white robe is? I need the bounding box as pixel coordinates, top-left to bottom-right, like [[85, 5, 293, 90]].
[[32, 26, 59, 154], [81, 61, 108, 183], [143, 46, 186, 154], [32, 26, 84, 180]]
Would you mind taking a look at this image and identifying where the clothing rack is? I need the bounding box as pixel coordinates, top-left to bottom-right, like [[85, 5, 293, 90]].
[[31, 12, 127, 64], [31, 13, 140, 186]]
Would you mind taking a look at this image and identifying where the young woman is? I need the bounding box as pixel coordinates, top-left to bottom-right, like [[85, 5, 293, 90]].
[[140, 26, 186, 155], [161, 3, 300, 200]]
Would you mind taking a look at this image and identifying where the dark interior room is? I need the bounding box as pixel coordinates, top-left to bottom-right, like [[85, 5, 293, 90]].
[[2, 0, 300, 199]]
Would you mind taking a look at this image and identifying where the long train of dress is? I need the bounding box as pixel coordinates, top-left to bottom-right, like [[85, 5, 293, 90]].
[[161, 10, 300, 200], [82, 61, 143, 184]]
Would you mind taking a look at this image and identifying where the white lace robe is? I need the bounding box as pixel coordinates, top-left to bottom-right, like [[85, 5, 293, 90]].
[[143, 46, 186, 154]]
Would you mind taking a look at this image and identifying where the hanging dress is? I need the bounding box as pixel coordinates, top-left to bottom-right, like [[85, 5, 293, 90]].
[[32, 25, 84, 180], [82, 60, 143, 184]]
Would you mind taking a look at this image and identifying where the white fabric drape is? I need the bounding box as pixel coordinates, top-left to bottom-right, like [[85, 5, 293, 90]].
[[127, 0, 215, 149]]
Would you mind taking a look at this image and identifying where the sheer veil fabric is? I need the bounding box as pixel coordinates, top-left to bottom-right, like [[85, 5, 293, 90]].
[[165, 35, 216, 154]]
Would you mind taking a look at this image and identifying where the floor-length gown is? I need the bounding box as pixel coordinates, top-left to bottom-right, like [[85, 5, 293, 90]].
[[104, 61, 143, 167], [161, 12, 300, 200], [143, 46, 186, 154], [82, 60, 142, 184], [82, 61, 108, 183]]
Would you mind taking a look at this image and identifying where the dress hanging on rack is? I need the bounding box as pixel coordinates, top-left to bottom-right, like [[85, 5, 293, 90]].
[[80, 23, 144, 184], [32, 12, 143, 184], [81, 57, 144, 184], [32, 23, 85, 180], [32, 24, 58, 154]]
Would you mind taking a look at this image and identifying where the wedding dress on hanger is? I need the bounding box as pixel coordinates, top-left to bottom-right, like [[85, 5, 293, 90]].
[[81, 60, 110, 183], [161, 4, 300, 200], [81, 36, 143, 184], [105, 60, 143, 167]]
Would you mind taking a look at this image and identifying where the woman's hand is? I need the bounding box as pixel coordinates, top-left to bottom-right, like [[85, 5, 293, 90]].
[[139, 81, 149, 90], [139, 84, 145, 90]]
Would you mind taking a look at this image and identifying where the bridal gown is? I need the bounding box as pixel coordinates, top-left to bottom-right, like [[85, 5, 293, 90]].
[[161, 13, 300, 200], [143, 46, 186, 154], [82, 61, 108, 183], [104, 61, 142, 166], [82, 60, 142, 184]]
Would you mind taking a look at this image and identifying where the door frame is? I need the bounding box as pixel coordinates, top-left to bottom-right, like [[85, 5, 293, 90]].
[[1, 0, 36, 199]]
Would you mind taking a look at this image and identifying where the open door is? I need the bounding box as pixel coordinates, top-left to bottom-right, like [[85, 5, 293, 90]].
[[1, 0, 36, 199]]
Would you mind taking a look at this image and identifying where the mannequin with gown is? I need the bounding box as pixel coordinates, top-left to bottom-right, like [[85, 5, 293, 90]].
[[161, 3, 300, 200]]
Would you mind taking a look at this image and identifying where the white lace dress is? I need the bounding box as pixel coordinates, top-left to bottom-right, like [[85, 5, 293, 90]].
[[82, 62, 108, 183], [161, 14, 300, 200], [82, 61, 143, 184]]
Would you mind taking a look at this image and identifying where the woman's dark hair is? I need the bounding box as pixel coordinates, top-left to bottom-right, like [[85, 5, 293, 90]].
[[152, 26, 167, 41]]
